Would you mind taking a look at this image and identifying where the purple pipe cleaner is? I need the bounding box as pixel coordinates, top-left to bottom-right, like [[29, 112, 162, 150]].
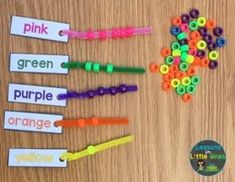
[[57, 84, 138, 100]]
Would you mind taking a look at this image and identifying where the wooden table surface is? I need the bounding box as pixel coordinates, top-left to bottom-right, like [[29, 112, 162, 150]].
[[0, 0, 234, 181]]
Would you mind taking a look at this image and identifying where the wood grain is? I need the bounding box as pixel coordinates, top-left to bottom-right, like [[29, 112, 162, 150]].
[[0, 0, 234, 181]]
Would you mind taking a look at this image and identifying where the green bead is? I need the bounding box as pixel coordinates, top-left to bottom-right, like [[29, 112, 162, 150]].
[[181, 52, 188, 62], [172, 49, 181, 57], [189, 20, 199, 31], [177, 32, 187, 40], [191, 75, 201, 85], [180, 45, 189, 52], [176, 85, 186, 95], [93, 63, 100, 72], [85, 62, 93, 71], [165, 56, 174, 65], [186, 84, 196, 94], [179, 62, 189, 71], [171, 41, 181, 50], [106, 64, 114, 73]]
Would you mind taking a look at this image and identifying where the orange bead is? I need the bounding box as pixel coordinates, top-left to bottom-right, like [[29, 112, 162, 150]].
[[161, 47, 171, 57], [149, 63, 159, 73], [171, 16, 182, 26], [163, 72, 175, 82], [77, 119, 86, 127], [161, 82, 171, 91], [188, 40, 197, 49], [190, 31, 201, 41], [182, 93, 192, 103], [169, 64, 179, 73], [91, 117, 99, 125], [192, 57, 201, 66], [174, 71, 185, 80], [200, 57, 209, 67], [206, 19, 216, 29], [187, 66, 196, 76]]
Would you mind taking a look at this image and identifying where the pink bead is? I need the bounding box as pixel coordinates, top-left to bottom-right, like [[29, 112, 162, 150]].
[[99, 30, 107, 40], [112, 28, 120, 38], [189, 48, 197, 56], [126, 27, 134, 36], [180, 23, 189, 32], [174, 57, 180, 65], [86, 30, 95, 40], [119, 28, 127, 38]]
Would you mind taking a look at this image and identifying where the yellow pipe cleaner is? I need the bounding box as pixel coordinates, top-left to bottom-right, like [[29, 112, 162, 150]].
[[60, 135, 134, 161]]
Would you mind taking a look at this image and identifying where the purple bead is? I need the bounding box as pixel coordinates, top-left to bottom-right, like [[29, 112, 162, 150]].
[[203, 34, 213, 43], [119, 84, 127, 93], [87, 90, 95, 98], [198, 27, 208, 36], [197, 50, 206, 58], [213, 27, 223, 37], [179, 39, 188, 45], [110, 87, 118, 95], [207, 43, 217, 51], [97, 87, 105, 95], [189, 9, 200, 18], [181, 14, 190, 23], [208, 61, 218, 69]]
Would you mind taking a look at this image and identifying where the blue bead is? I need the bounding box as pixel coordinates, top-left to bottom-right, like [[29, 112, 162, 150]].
[[216, 37, 227, 47], [170, 26, 181, 36]]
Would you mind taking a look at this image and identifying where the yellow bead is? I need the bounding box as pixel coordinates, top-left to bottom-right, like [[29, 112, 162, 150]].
[[186, 55, 195, 64], [209, 51, 219, 61], [197, 17, 207, 27], [87, 145, 96, 155], [182, 77, 191, 86], [197, 40, 207, 50], [171, 79, 181, 88], [159, 64, 169, 74], [172, 49, 181, 57]]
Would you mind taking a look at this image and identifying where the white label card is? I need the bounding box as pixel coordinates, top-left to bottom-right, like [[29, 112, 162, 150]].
[[10, 16, 70, 42], [10, 53, 69, 74], [8, 149, 67, 167], [4, 111, 63, 134], [8, 83, 67, 107]]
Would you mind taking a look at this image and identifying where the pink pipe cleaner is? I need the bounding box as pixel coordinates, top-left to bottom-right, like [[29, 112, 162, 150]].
[[61, 26, 152, 40]]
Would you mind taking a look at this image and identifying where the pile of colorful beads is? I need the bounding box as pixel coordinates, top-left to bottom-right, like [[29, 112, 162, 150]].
[[150, 8, 227, 103]]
